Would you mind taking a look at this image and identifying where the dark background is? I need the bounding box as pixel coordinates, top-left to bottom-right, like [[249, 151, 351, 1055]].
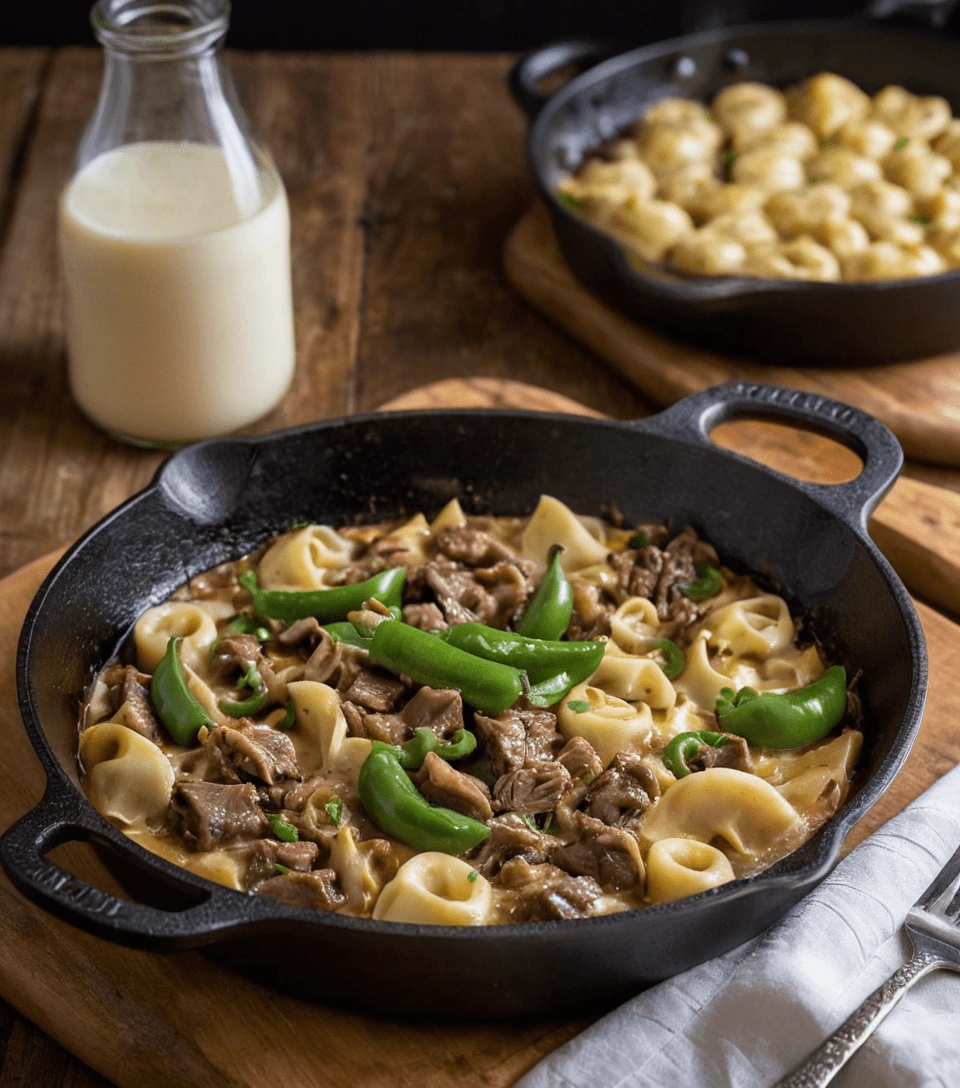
[[6, 0, 959, 50]]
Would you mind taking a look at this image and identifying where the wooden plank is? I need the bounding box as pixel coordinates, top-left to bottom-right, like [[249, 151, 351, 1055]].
[[353, 55, 651, 420], [0, 49, 49, 235], [0, 49, 374, 581]]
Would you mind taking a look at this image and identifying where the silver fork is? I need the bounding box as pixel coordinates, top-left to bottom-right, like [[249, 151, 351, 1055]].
[[776, 839, 960, 1088]]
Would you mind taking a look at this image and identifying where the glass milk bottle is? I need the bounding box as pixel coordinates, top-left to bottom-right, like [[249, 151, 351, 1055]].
[[59, 0, 295, 447]]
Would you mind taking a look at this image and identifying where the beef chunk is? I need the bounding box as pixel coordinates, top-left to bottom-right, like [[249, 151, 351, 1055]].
[[303, 627, 342, 684], [557, 737, 603, 782], [402, 602, 448, 631], [399, 686, 464, 738], [550, 814, 643, 892], [666, 525, 719, 568], [471, 813, 551, 877], [412, 751, 493, 822], [473, 707, 562, 777], [257, 868, 346, 912], [174, 742, 241, 785], [117, 666, 162, 742], [687, 733, 752, 773], [498, 857, 601, 921], [609, 545, 663, 603], [435, 526, 515, 567], [493, 759, 572, 815], [341, 701, 368, 739], [244, 838, 319, 888], [277, 617, 323, 646], [473, 560, 534, 628], [339, 665, 407, 712], [209, 723, 300, 785], [567, 582, 613, 641], [583, 751, 660, 827], [214, 633, 287, 705], [654, 528, 717, 625], [171, 782, 268, 851], [424, 559, 497, 626]]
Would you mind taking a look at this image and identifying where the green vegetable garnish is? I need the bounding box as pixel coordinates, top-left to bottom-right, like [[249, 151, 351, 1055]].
[[274, 863, 292, 875], [681, 563, 723, 600], [567, 699, 591, 713], [324, 796, 344, 825], [557, 190, 586, 212], [210, 614, 271, 656], [277, 699, 296, 730], [521, 815, 540, 833], [628, 530, 649, 550], [653, 638, 686, 680], [291, 520, 311, 530], [721, 150, 738, 168], [267, 813, 299, 843], [894, 136, 909, 151], [467, 870, 479, 883], [910, 215, 931, 226]]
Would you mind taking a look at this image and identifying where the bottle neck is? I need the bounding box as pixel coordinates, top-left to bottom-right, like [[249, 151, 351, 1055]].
[[91, 0, 230, 59]]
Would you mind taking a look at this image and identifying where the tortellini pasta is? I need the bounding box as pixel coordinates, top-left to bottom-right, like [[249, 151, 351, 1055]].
[[258, 524, 354, 590], [134, 602, 218, 674], [558, 684, 655, 767], [80, 722, 174, 828], [645, 838, 736, 904], [704, 595, 794, 658], [373, 853, 493, 925], [588, 643, 676, 709], [521, 494, 609, 572], [558, 71, 960, 281]]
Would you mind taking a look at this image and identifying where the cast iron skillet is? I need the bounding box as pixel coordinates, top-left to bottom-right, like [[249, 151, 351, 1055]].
[[0, 383, 927, 1017], [510, 17, 960, 366]]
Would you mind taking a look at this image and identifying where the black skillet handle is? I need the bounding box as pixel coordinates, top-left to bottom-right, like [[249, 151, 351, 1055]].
[[640, 382, 903, 533], [0, 782, 270, 951], [509, 40, 613, 120]]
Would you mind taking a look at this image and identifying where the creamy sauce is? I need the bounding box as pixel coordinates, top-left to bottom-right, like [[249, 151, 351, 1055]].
[[59, 141, 295, 445]]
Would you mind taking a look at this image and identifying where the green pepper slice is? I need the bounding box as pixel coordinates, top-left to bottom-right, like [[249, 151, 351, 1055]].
[[150, 636, 214, 746], [277, 699, 296, 730], [662, 730, 729, 779], [396, 727, 477, 771], [358, 742, 490, 854], [653, 638, 686, 680], [239, 567, 406, 624], [681, 563, 723, 600], [368, 620, 524, 716], [517, 545, 573, 641], [715, 665, 847, 749]]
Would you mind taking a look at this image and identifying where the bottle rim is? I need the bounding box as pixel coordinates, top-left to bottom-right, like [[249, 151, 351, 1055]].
[[90, 1, 230, 56]]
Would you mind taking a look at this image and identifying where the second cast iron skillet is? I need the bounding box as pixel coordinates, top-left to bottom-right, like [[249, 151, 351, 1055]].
[[510, 18, 960, 366], [0, 384, 926, 1017]]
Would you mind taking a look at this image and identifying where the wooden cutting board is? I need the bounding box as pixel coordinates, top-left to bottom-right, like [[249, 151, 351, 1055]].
[[504, 203, 960, 468], [1, 380, 959, 1088]]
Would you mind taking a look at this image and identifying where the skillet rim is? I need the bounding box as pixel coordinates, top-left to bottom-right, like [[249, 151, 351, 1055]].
[[526, 18, 960, 301], [10, 403, 927, 944]]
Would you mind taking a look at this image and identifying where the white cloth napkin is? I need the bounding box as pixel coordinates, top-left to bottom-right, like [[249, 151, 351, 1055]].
[[518, 762, 960, 1088]]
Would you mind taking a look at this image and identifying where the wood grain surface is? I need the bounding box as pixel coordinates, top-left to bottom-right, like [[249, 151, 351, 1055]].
[[504, 203, 960, 468]]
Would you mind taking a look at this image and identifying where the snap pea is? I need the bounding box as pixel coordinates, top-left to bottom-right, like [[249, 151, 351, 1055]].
[[219, 659, 270, 719], [150, 636, 214, 746], [239, 567, 406, 624], [662, 730, 729, 779], [358, 742, 490, 854], [368, 620, 524, 716], [517, 545, 573, 641], [715, 666, 847, 749]]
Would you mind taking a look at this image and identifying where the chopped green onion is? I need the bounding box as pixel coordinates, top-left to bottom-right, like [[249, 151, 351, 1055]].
[[267, 813, 299, 843], [653, 638, 686, 680], [910, 215, 931, 226], [557, 190, 586, 212], [274, 863, 292, 875], [628, 530, 650, 550], [324, 796, 343, 825], [291, 520, 311, 530], [583, 773, 596, 785], [521, 815, 539, 833], [543, 815, 561, 836], [467, 870, 479, 883], [277, 699, 296, 730], [681, 563, 723, 600], [894, 136, 909, 151], [567, 699, 591, 714], [721, 150, 737, 168]]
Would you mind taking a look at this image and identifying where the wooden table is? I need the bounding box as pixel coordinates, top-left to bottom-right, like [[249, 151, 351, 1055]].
[[0, 47, 958, 1086]]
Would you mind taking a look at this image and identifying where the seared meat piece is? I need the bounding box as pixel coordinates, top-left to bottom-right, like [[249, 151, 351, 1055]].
[[339, 665, 406, 712], [557, 737, 603, 782], [303, 628, 342, 684], [173, 741, 241, 785], [424, 559, 496, 626], [498, 858, 601, 922], [257, 868, 346, 912], [493, 759, 572, 815], [550, 813, 643, 892], [215, 633, 287, 705], [653, 528, 718, 625], [115, 665, 162, 742], [583, 752, 660, 827], [341, 701, 368, 739], [243, 838, 319, 888], [609, 545, 663, 603], [687, 733, 752, 773], [359, 685, 466, 746], [474, 561, 534, 628], [402, 602, 448, 631], [171, 782, 268, 851], [567, 582, 613, 641], [635, 522, 671, 548], [471, 813, 552, 878], [412, 752, 494, 822], [209, 723, 300, 785], [277, 617, 323, 646], [666, 525, 719, 568], [473, 706, 562, 777], [435, 526, 515, 567]]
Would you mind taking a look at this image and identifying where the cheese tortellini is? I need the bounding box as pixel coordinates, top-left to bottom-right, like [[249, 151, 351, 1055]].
[[373, 854, 493, 925], [558, 70, 960, 281]]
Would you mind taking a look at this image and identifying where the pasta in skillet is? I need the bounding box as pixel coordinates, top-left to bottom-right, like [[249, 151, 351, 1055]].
[[558, 70, 960, 282], [77, 496, 862, 925]]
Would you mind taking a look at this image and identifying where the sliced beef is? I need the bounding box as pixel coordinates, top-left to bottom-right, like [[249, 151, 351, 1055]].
[[400, 686, 464, 738], [244, 838, 319, 888], [171, 782, 268, 851], [434, 526, 515, 567], [302, 627, 342, 684], [493, 759, 571, 815], [215, 633, 287, 706], [687, 733, 752, 773], [339, 665, 407, 712], [174, 742, 241, 785], [277, 617, 323, 646], [549, 814, 643, 892], [209, 723, 300, 785], [557, 737, 603, 783], [583, 751, 660, 827], [666, 525, 719, 568], [473, 560, 534, 628], [402, 602, 448, 631], [424, 559, 496, 626], [412, 751, 493, 822], [498, 857, 601, 921], [609, 545, 663, 603], [653, 528, 717, 626], [116, 666, 162, 742], [471, 813, 551, 877], [257, 868, 346, 912], [341, 701, 368, 739], [473, 706, 562, 777], [567, 582, 613, 641]]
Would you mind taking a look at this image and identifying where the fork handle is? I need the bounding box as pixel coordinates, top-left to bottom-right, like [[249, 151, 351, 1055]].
[[775, 948, 944, 1088]]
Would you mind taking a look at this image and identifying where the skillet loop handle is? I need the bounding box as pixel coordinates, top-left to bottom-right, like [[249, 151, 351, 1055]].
[[866, 0, 959, 28], [642, 382, 903, 532], [0, 783, 266, 951], [509, 40, 612, 119]]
